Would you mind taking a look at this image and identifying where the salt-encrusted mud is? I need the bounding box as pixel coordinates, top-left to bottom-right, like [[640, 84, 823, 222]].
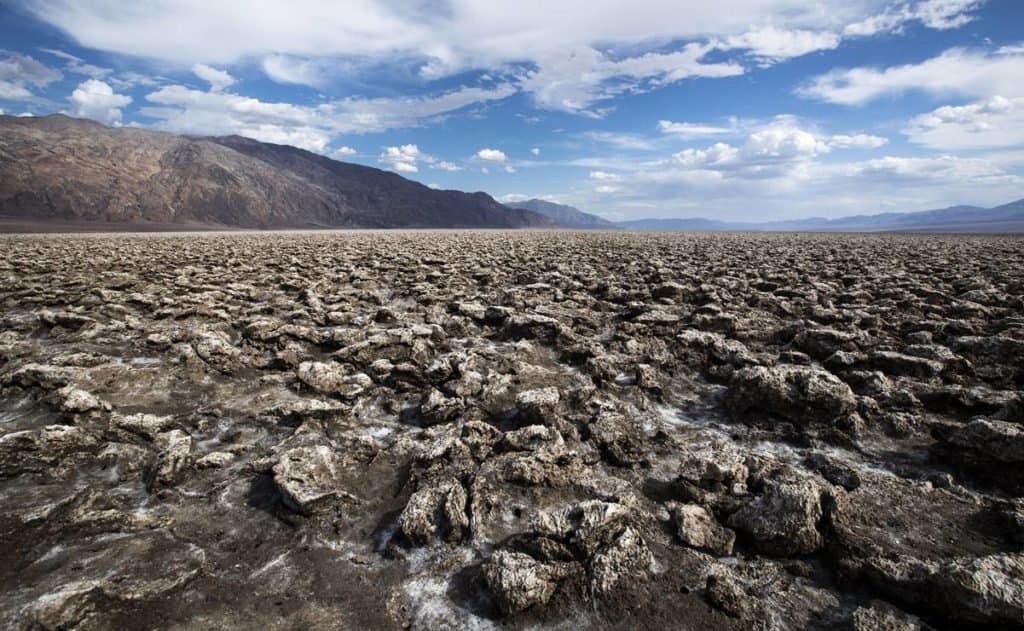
[[1, 230, 1022, 630]]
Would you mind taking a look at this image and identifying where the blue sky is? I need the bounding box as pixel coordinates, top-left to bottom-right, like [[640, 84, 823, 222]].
[[1, 0, 1022, 221]]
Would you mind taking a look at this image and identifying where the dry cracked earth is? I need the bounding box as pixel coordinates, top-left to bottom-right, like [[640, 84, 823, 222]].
[[1, 230, 1023, 630]]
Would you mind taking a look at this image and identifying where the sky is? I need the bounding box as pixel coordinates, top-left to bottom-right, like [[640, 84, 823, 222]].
[[1, 0, 1022, 222]]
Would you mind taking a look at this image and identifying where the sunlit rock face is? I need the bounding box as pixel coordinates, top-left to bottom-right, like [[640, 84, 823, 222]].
[[1, 230, 1022, 629]]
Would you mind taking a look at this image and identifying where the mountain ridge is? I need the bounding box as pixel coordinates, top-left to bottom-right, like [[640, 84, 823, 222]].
[[617, 199, 1024, 233], [0, 114, 553, 230]]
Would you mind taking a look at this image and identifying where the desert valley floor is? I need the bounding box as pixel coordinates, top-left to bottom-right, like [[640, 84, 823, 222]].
[[1, 230, 1022, 630]]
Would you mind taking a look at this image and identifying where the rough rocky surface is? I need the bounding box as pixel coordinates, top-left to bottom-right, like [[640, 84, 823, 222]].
[[1, 230, 1023, 630]]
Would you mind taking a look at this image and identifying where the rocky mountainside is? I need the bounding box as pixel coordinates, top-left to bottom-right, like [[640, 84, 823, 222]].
[[0, 114, 553, 230], [507, 198, 617, 229]]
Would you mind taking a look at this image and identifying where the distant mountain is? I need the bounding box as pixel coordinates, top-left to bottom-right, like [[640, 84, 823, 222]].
[[0, 114, 553, 230], [508, 198, 617, 229], [618, 199, 1024, 233]]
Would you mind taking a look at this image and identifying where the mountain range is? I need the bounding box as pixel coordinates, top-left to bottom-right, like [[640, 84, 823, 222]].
[[0, 114, 551, 230], [0, 114, 1020, 234], [617, 200, 1024, 233]]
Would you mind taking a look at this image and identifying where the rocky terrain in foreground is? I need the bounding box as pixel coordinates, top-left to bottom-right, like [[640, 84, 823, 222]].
[[1, 231, 1022, 630]]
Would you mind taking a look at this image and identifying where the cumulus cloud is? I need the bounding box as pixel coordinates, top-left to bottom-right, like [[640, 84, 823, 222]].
[[379, 144, 424, 172], [476, 148, 507, 162], [722, 27, 840, 62], [192, 63, 235, 92], [904, 96, 1024, 149], [589, 170, 620, 180], [798, 46, 1024, 105], [333, 145, 357, 156], [70, 79, 131, 123], [672, 119, 831, 171], [531, 147, 540, 155], [377, 144, 462, 173]]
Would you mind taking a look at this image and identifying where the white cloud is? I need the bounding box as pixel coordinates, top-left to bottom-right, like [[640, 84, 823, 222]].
[[674, 119, 831, 169], [531, 147, 540, 155], [519, 42, 743, 114], [25, 1, 876, 67], [595, 184, 621, 193], [107, 71, 162, 90], [480, 167, 489, 174], [904, 96, 1024, 149], [192, 63, 235, 92], [262, 54, 328, 87], [799, 46, 1024, 105], [589, 170, 620, 180], [499, 193, 532, 203], [571, 149, 1022, 222], [333, 145, 357, 156], [70, 79, 131, 124], [19, 1, 991, 125], [580, 131, 656, 151], [844, 0, 983, 37], [504, 165, 517, 173], [0, 53, 62, 99], [723, 27, 840, 61], [139, 82, 517, 152], [24, 1, 913, 117], [476, 148, 507, 161], [827, 133, 888, 148], [0, 53, 62, 86], [143, 84, 331, 151], [674, 142, 742, 168], [39, 48, 111, 79], [432, 160, 462, 171], [379, 144, 425, 172], [0, 81, 33, 100], [667, 120, 890, 173], [657, 119, 734, 138]]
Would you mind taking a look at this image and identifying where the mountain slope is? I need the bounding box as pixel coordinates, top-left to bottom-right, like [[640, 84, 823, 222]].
[[507, 198, 617, 229], [619, 199, 1024, 233], [0, 114, 552, 230]]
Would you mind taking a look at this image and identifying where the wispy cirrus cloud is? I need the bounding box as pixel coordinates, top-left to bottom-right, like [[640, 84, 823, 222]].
[[798, 45, 1024, 105]]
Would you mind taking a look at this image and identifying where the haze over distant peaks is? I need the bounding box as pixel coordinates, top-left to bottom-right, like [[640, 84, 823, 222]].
[[507, 199, 617, 229], [617, 200, 1024, 233]]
